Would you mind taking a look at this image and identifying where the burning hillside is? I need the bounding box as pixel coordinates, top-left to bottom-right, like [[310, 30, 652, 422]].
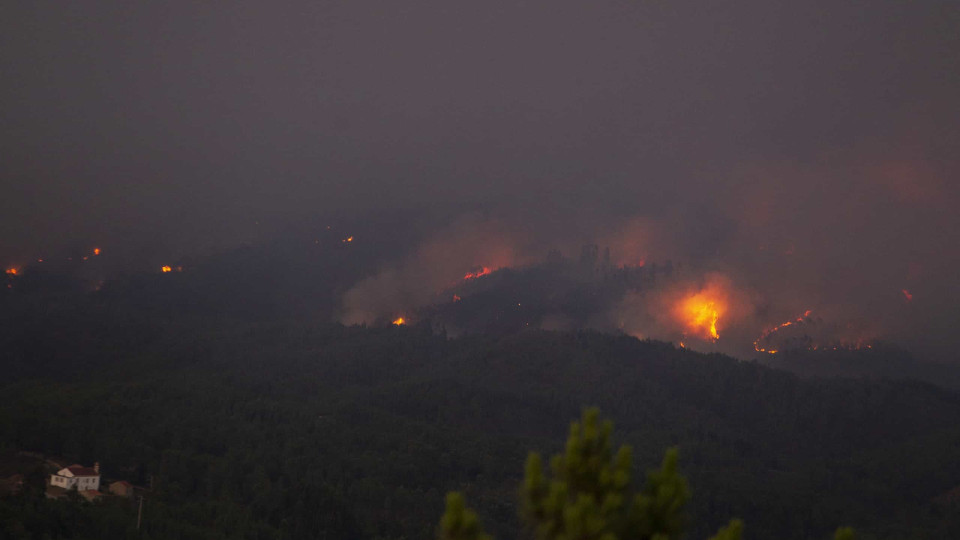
[[754, 311, 876, 354]]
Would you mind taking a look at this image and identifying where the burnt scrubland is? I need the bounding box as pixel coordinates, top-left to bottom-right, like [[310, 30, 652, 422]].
[[2, 282, 960, 539]]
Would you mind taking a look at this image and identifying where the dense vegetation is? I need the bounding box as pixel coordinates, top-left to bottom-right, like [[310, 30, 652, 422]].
[[441, 408, 746, 540], [2, 293, 960, 538]]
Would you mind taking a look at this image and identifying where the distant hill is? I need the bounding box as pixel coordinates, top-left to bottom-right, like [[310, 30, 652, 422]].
[[758, 345, 960, 392], [2, 313, 959, 539]]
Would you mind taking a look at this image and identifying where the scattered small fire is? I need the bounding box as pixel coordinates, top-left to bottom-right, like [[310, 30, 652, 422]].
[[902, 289, 913, 302], [93, 248, 101, 256], [754, 311, 874, 354], [5, 268, 18, 276], [463, 266, 493, 280], [392, 317, 406, 326], [342, 236, 354, 243], [452, 295, 461, 302], [161, 266, 172, 273], [754, 310, 812, 354]]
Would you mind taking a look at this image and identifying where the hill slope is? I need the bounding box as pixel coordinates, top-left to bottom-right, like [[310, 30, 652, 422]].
[[2, 316, 960, 539]]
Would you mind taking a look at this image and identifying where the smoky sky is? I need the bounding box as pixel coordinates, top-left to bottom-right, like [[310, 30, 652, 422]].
[[2, 1, 960, 358]]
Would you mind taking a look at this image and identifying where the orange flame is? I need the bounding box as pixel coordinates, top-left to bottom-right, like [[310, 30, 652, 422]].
[[93, 248, 101, 256], [342, 236, 354, 243], [754, 310, 812, 354], [452, 295, 461, 302], [675, 294, 722, 341], [161, 266, 172, 273], [392, 317, 406, 326], [5, 267, 18, 276], [463, 266, 493, 280]]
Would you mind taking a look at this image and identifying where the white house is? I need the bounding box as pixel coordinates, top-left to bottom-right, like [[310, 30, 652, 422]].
[[50, 463, 100, 491]]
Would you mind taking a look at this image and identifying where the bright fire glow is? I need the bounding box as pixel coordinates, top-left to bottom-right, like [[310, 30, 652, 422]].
[[676, 294, 722, 341], [342, 236, 354, 243], [161, 266, 173, 273], [392, 317, 406, 326], [5, 268, 18, 276], [463, 267, 493, 280], [93, 248, 101, 256], [452, 295, 461, 302]]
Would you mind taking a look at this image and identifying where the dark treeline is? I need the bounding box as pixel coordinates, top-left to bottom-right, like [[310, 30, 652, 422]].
[[2, 300, 960, 538]]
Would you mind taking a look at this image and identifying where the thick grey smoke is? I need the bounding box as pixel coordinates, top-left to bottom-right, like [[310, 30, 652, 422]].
[[2, 1, 958, 359]]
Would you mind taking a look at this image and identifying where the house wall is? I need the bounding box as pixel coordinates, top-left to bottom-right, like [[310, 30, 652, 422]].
[[51, 474, 76, 488], [51, 474, 99, 491]]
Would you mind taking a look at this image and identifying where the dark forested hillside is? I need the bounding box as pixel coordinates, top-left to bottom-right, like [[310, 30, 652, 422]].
[[2, 308, 960, 539]]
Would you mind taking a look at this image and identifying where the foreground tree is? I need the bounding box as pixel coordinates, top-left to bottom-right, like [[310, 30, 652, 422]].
[[439, 408, 852, 540]]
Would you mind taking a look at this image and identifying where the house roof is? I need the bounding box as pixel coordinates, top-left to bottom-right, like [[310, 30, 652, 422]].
[[64, 465, 98, 477], [111, 480, 133, 488]]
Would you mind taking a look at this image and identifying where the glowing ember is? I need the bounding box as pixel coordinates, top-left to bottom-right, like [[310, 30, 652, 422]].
[[93, 248, 101, 256], [5, 268, 18, 276], [392, 317, 406, 326], [902, 289, 913, 302], [452, 295, 461, 302], [463, 266, 493, 280], [161, 266, 173, 273], [676, 294, 721, 341], [342, 236, 354, 243], [753, 310, 812, 354]]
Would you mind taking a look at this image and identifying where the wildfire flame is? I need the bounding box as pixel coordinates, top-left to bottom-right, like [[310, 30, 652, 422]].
[[463, 266, 493, 280], [452, 295, 461, 302], [902, 289, 913, 302], [93, 248, 101, 256], [752, 311, 877, 354], [392, 317, 406, 326], [754, 310, 812, 354], [4, 268, 18, 276], [676, 294, 721, 341], [342, 236, 354, 243], [161, 266, 173, 273]]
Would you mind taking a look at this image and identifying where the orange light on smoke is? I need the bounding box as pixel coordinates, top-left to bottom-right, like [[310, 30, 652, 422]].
[[392, 317, 406, 326], [463, 266, 492, 280], [675, 293, 723, 341]]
